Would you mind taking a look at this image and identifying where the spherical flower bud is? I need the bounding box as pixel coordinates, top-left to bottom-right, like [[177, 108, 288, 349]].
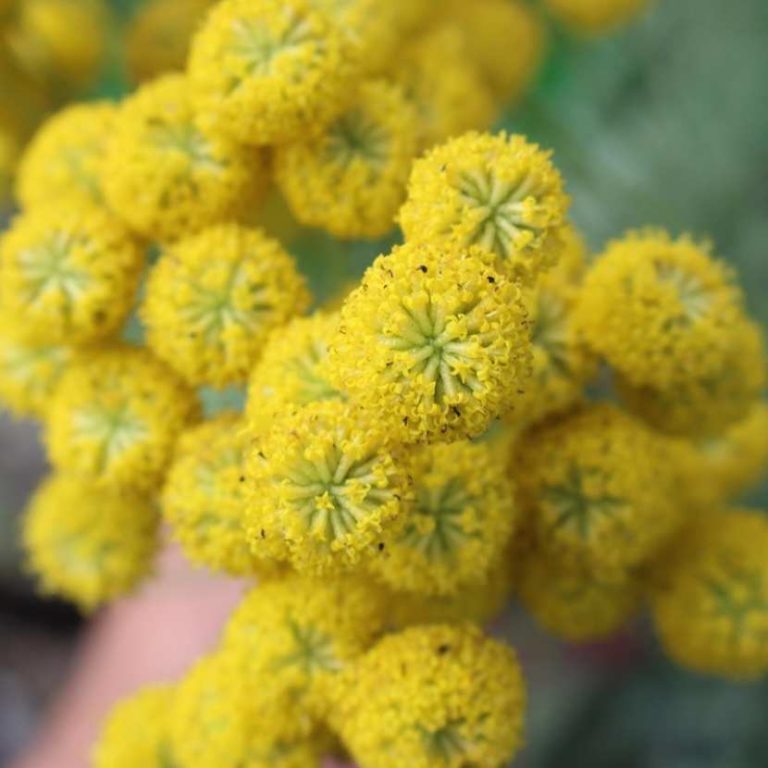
[[244, 400, 410, 574], [142, 223, 310, 388], [188, 0, 356, 145], [328, 242, 533, 443], [23, 473, 159, 611], [46, 346, 200, 492], [102, 74, 269, 241], [650, 508, 768, 680], [0, 203, 144, 345], [400, 131, 568, 284], [544, 0, 649, 35], [330, 624, 526, 768], [274, 79, 419, 239]]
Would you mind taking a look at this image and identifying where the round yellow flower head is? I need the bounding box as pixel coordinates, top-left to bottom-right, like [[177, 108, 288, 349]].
[[188, 0, 356, 145], [142, 223, 310, 388], [46, 346, 200, 492], [331, 624, 526, 768], [544, 0, 649, 35], [245, 311, 343, 432], [93, 685, 176, 768], [0, 203, 144, 345], [244, 400, 409, 574], [514, 404, 682, 574], [576, 230, 745, 389], [102, 74, 269, 241], [650, 508, 768, 680], [328, 242, 533, 444], [370, 440, 517, 597], [399, 131, 569, 284], [23, 473, 159, 611], [16, 101, 117, 209], [274, 79, 419, 239]]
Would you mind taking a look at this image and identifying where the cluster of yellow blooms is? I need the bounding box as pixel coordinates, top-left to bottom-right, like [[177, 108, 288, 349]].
[[0, 0, 765, 766]]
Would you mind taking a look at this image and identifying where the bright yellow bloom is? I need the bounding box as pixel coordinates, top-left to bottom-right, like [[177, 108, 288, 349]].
[[102, 74, 269, 241], [93, 685, 176, 768], [244, 400, 409, 574], [576, 230, 744, 389], [46, 346, 200, 492], [650, 508, 768, 680], [328, 242, 532, 443], [399, 132, 569, 284], [544, 0, 649, 35], [514, 404, 683, 574], [188, 0, 356, 145], [330, 624, 526, 768], [370, 440, 517, 596], [245, 311, 343, 433], [16, 101, 117, 209], [243, 738, 324, 768], [23, 473, 159, 611], [274, 79, 419, 239], [0, 203, 143, 345], [142, 223, 310, 388]]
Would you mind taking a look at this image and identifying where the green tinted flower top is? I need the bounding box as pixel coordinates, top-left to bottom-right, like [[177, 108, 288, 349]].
[[188, 0, 355, 145], [0, 203, 144, 344], [370, 440, 517, 596], [274, 78, 419, 239], [399, 131, 569, 284], [514, 404, 682, 574], [23, 473, 159, 612], [102, 74, 269, 241], [46, 346, 200, 491], [16, 101, 117, 208], [244, 400, 409, 574], [330, 624, 526, 768], [544, 0, 649, 34], [576, 230, 745, 389], [93, 685, 176, 768], [246, 311, 343, 433], [650, 508, 768, 680], [328, 242, 532, 443], [143, 223, 310, 388]]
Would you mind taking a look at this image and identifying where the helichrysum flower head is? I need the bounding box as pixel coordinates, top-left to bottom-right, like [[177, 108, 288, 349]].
[[188, 0, 356, 145], [544, 0, 649, 35], [274, 78, 419, 239], [102, 74, 269, 241], [23, 473, 159, 611], [142, 223, 310, 388], [245, 311, 343, 432], [327, 242, 532, 444], [244, 400, 409, 574], [330, 624, 526, 768], [370, 440, 517, 597], [576, 230, 745, 389], [0, 203, 144, 345], [514, 404, 683, 574], [93, 685, 176, 768], [46, 346, 200, 492], [16, 101, 117, 208], [649, 508, 768, 680]]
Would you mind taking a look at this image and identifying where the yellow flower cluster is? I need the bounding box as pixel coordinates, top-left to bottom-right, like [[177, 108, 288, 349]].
[[544, 0, 650, 35]]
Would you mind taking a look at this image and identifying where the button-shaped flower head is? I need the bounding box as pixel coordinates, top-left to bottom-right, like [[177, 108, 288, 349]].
[[370, 440, 517, 596], [514, 404, 683, 574], [274, 79, 419, 239], [23, 473, 159, 611], [399, 131, 569, 284], [46, 346, 200, 492], [328, 242, 532, 443], [650, 508, 768, 680], [142, 223, 310, 388], [102, 74, 269, 241], [188, 0, 356, 145], [544, 0, 649, 35], [244, 400, 409, 574], [16, 101, 117, 208], [576, 230, 745, 389], [330, 624, 526, 768], [0, 203, 143, 345]]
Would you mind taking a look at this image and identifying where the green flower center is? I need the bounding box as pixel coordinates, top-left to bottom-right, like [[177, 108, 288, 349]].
[[655, 262, 712, 324], [286, 341, 341, 404], [326, 109, 389, 170], [531, 290, 571, 379], [62, 146, 102, 200], [273, 618, 340, 676], [417, 721, 469, 763], [150, 123, 224, 172]]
